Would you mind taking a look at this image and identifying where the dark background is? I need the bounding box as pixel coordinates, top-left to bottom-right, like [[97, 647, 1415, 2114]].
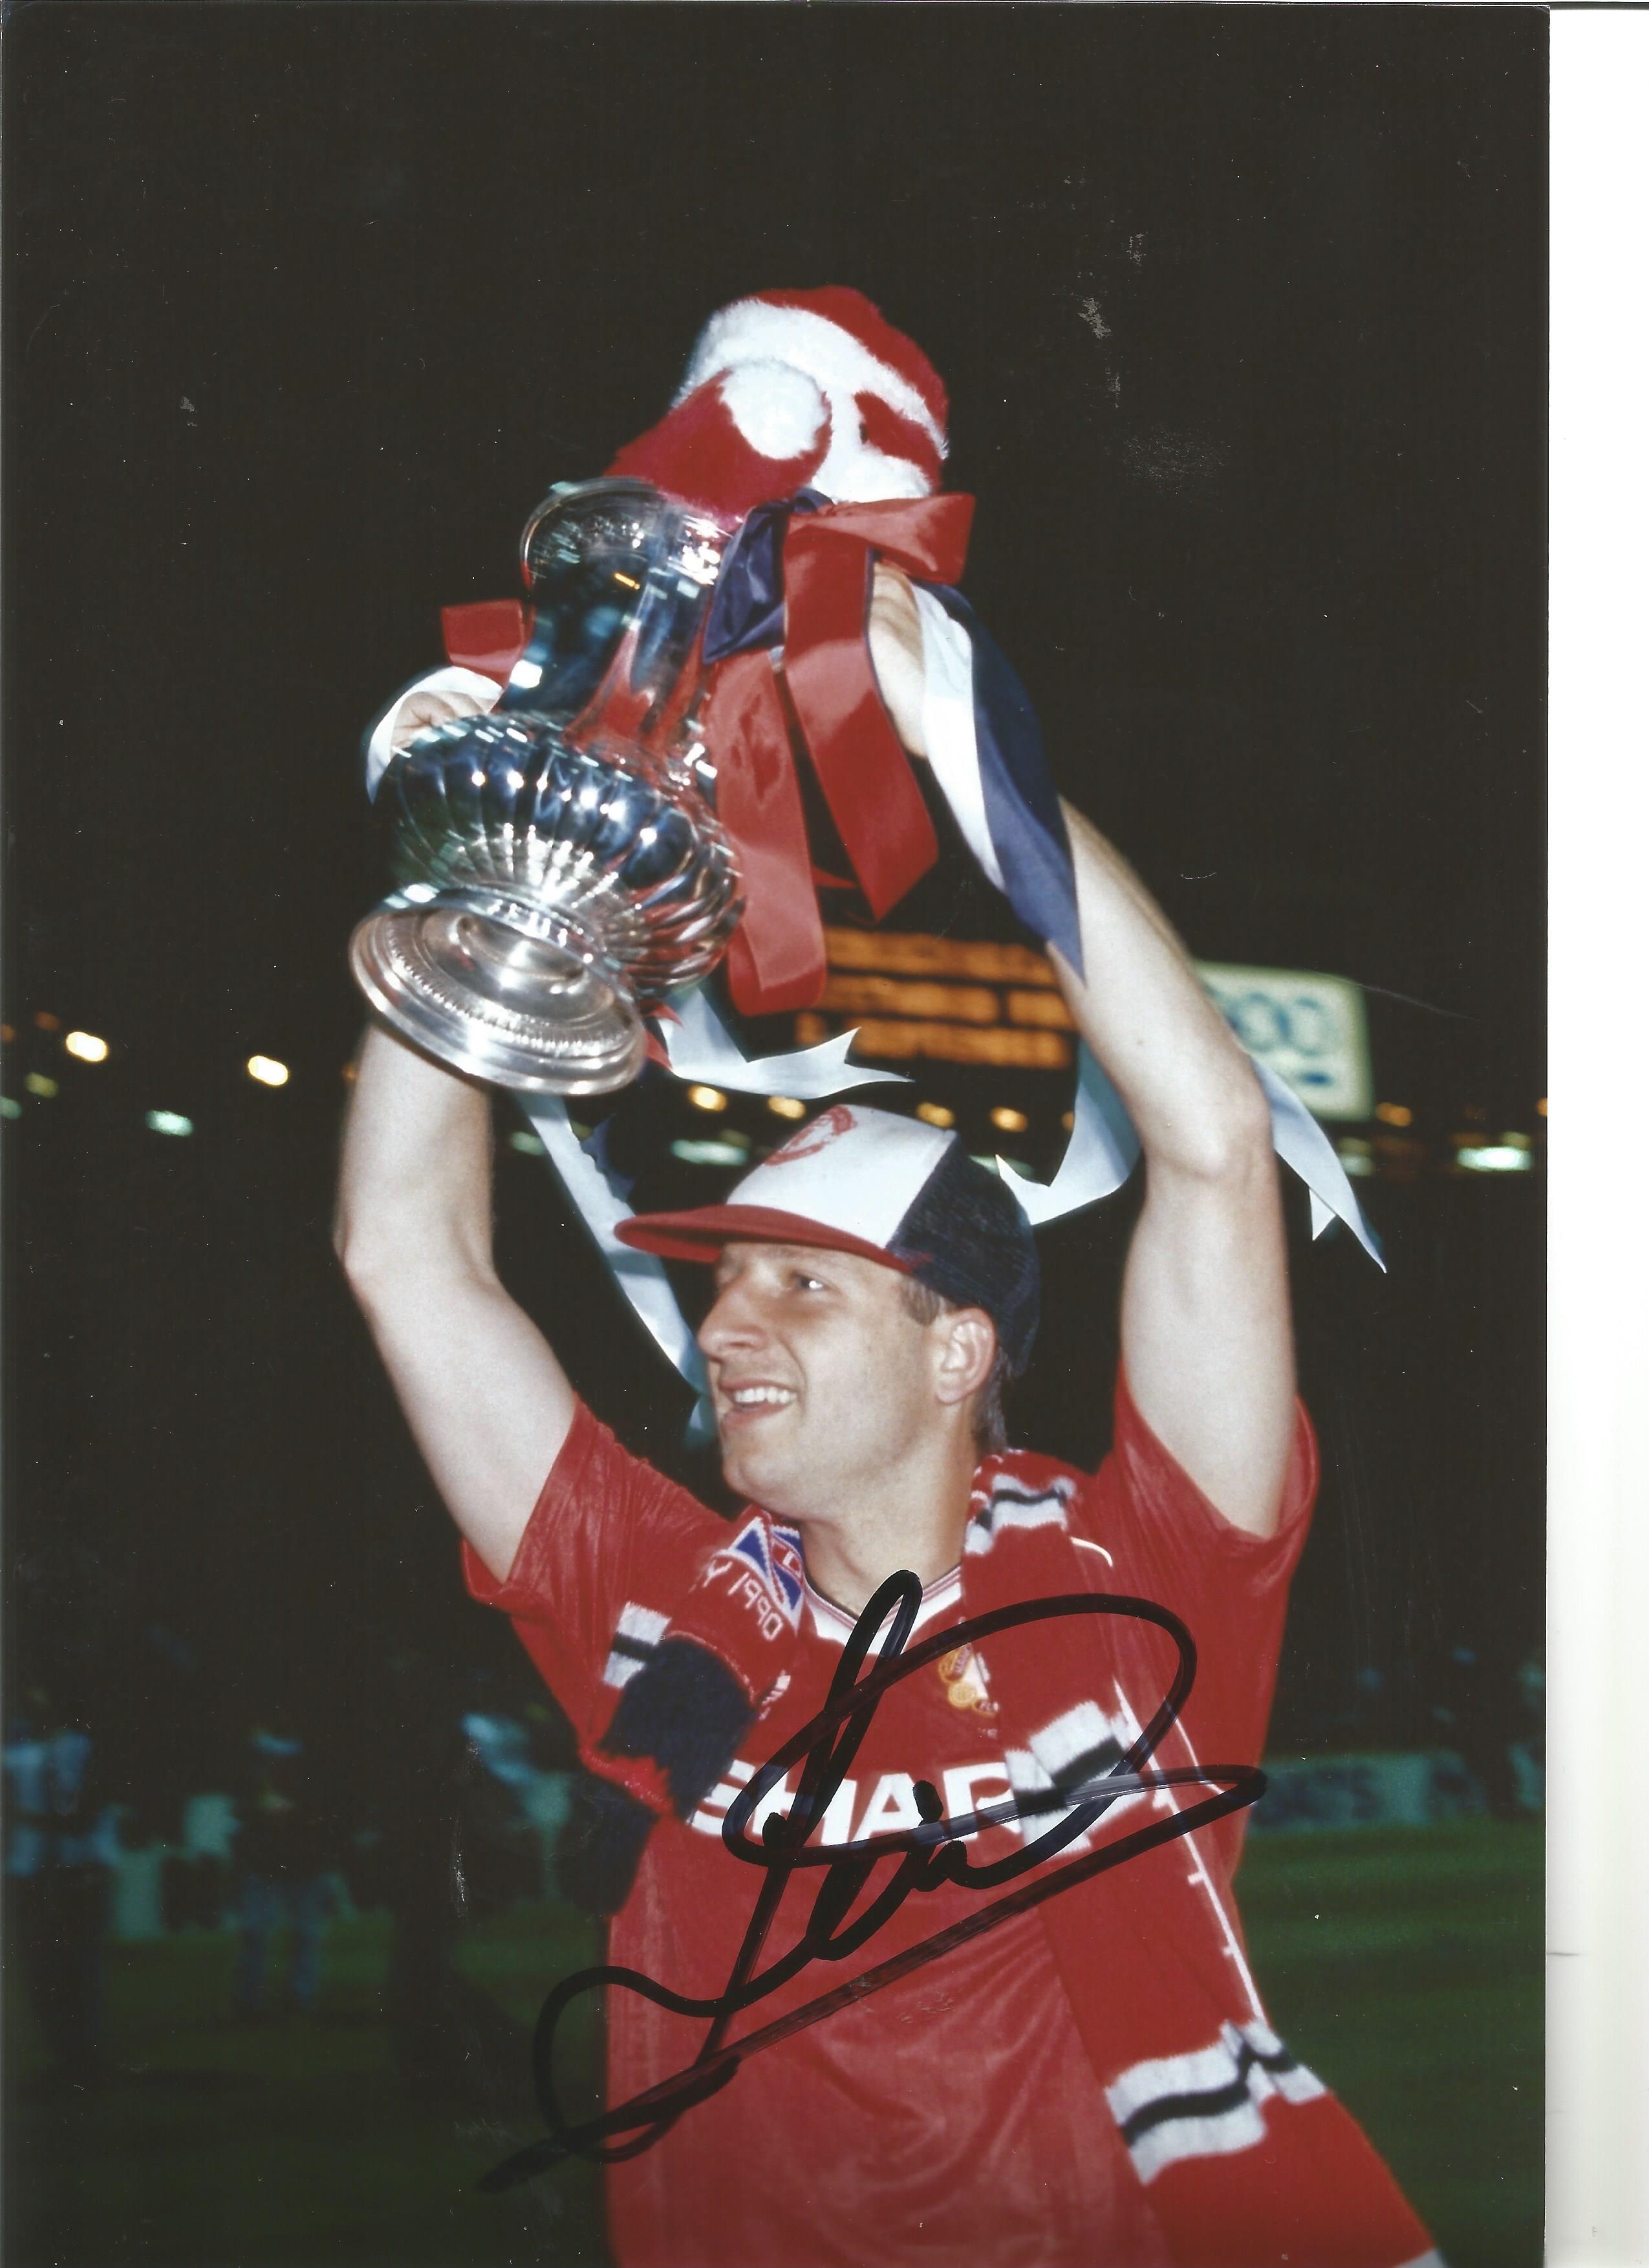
[[5, 6, 1544, 1800]]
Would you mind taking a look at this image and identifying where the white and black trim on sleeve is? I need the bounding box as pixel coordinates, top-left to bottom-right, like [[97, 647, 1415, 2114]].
[[1105, 2020, 1328, 2186], [600, 1603, 669, 1692]]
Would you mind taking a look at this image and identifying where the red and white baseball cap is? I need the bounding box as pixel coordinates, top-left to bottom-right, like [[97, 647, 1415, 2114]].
[[607, 287, 949, 520], [616, 1103, 1040, 1370]]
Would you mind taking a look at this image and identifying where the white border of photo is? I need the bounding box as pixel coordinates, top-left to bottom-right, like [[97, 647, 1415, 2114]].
[[1549, 14, 1649, 2263]]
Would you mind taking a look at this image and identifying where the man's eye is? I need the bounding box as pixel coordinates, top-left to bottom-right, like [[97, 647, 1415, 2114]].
[[790, 1271, 827, 1293]]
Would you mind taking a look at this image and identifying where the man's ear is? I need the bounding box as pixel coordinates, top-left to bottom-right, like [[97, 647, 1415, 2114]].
[[932, 1307, 998, 1408]]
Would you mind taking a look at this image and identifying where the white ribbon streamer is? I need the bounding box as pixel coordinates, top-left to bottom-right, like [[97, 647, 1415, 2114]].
[[1252, 1057, 1385, 1268], [658, 982, 909, 1098], [998, 1041, 1383, 1268], [515, 1094, 712, 1400], [997, 1044, 1141, 1225]]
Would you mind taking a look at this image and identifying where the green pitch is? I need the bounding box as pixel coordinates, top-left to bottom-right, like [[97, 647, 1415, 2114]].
[[1240, 1817, 1543, 2268], [5, 1817, 1540, 2267]]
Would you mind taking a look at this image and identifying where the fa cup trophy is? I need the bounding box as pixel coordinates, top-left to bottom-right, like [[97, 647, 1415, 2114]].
[[350, 479, 743, 1094]]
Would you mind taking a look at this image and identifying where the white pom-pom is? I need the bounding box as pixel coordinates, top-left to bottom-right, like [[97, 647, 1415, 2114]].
[[718, 360, 827, 464]]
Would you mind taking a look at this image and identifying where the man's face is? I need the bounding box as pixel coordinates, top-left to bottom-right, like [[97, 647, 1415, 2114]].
[[698, 1242, 942, 1518]]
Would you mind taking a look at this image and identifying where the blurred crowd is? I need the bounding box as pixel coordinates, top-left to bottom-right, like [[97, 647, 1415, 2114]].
[[3, 1643, 577, 2099]]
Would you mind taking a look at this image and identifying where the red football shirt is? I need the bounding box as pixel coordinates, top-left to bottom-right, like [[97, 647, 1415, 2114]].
[[466, 1372, 1317, 2268]]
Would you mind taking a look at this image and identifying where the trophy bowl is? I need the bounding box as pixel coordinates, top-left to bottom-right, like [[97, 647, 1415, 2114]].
[[350, 715, 742, 1093], [351, 480, 743, 1094]]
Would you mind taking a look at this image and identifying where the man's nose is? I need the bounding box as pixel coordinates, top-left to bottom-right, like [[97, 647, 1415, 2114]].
[[698, 1280, 768, 1358]]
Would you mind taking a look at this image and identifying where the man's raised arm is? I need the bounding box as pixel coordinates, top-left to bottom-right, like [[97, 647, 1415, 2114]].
[[334, 1023, 578, 1583], [1049, 805, 1295, 1538], [865, 564, 1294, 1537]]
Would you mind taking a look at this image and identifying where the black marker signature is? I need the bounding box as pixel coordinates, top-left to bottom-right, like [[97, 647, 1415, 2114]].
[[481, 1572, 1264, 2194]]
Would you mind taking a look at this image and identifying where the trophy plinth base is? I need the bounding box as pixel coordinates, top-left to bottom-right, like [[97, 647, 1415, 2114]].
[[349, 891, 648, 1094]]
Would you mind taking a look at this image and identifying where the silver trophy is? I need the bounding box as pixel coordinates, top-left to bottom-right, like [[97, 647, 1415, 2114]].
[[350, 479, 743, 1093]]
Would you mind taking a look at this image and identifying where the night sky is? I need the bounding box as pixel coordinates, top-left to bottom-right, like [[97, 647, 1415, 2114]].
[[5, 8, 1544, 1782]]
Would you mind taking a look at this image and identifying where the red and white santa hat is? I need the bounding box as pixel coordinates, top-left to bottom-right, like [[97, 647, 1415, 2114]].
[[607, 287, 949, 522]]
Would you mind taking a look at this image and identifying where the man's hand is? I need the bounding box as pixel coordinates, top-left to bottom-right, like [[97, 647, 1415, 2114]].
[[1051, 806, 1296, 1539], [365, 672, 502, 801], [335, 1024, 577, 1583], [387, 682, 495, 757], [867, 564, 928, 758]]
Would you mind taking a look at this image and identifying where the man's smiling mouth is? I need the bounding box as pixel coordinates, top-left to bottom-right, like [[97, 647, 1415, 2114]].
[[721, 1384, 799, 1418]]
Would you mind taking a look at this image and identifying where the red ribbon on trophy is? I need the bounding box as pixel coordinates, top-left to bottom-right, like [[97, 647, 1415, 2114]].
[[701, 489, 973, 1016]]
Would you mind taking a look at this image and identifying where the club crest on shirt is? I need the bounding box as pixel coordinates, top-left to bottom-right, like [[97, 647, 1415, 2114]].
[[937, 1641, 998, 1718]]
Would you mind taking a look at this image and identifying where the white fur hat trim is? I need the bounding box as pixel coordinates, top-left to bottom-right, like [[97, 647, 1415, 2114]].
[[718, 360, 828, 462], [679, 299, 947, 456]]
